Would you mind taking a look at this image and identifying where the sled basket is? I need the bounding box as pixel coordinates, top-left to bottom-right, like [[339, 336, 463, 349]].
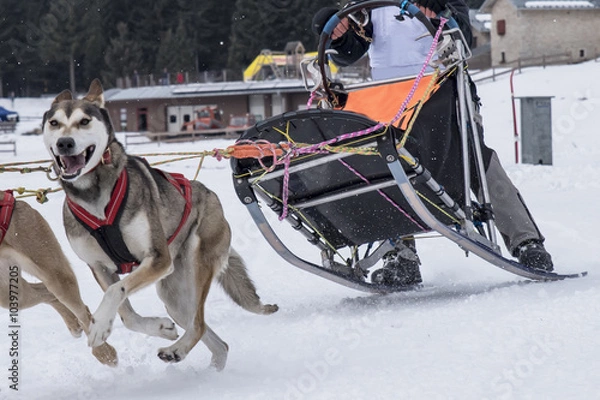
[[230, 73, 483, 291], [231, 74, 585, 292], [232, 78, 464, 248]]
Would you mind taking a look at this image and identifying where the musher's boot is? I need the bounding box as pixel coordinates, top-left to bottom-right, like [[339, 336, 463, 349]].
[[515, 240, 554, 271], [374, 239, 422, 287]]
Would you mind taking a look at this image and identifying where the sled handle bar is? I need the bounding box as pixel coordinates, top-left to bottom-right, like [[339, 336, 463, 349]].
[[316, 0, 459, 105]]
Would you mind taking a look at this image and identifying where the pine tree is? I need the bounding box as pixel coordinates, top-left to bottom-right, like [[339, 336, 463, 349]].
[[125, 0, 178, 76], [79, 0, 111, 89], [227, 0, 338, 74], [0, 0, 54, 95], [37, 0, 102, 93], [194, 0, 237, 71], [103, 22, 143, 87], [155, 19, 196, 76]]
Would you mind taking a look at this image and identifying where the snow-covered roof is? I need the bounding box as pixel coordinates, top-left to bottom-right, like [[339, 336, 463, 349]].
[[524, 0, 595, 7], [469, 10, 491, 32], [480, 0, 600, 12], [105, 79, 307, 102]]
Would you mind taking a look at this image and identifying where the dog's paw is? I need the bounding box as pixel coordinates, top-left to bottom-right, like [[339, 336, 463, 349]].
[[88, 317, 114, 347], [261, 303, 279, 315], [67, 321, 84, 338], [209, 352, 228, 372], [60, 308, 84, 338], [143, 317, 179, 340], [92, 342, 118, 367], [157, 346, 187, 363]]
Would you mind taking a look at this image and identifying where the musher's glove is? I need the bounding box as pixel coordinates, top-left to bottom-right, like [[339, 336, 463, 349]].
[[415, 0, 447, 15], [312, 7, 339, 35]]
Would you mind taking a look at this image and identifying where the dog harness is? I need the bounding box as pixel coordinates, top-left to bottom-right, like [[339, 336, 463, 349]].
[[0, 190, 16, 246], [67, 168, 192, 274]]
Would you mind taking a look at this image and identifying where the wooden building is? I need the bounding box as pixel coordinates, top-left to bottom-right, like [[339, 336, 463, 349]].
[[105, 80, 310, 134]]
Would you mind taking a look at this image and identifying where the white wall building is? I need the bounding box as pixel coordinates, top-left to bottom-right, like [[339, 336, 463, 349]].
[[479, 0, 600, 66]]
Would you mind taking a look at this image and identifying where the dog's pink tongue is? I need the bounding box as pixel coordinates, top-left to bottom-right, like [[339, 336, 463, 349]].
[[61, 155, 85, 175]]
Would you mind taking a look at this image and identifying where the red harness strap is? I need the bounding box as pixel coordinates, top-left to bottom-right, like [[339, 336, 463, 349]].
[[0, 190, 16, 246], [67, 168, 192, 274], [158, 171, 193, 245], [67, 169, 128, 230]]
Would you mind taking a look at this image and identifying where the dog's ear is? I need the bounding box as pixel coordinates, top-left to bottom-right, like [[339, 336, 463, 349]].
[[53, 89, 73, 104], [83, 78, 105, 108]]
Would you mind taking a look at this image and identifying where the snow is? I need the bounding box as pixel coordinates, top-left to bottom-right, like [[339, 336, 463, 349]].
[[1, 59, 600, 400], [474, 13, 492, 31], [524, 0, 595, 8]]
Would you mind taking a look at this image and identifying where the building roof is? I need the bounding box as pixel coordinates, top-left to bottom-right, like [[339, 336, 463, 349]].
[[105, 79, 308, 102], [480, 0, 600, 12], [469, 10, 491, 32]]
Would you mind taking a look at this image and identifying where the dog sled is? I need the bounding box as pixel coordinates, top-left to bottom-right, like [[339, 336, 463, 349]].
[[230, 0, 586, 293]]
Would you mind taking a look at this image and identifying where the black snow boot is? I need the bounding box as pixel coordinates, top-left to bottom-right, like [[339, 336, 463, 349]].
[[373, 238, 422, 287], [516, 240, 554, 272]]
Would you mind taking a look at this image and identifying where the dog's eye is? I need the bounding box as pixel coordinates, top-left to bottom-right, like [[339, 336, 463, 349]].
[[80, 118, 91, 126], [49, 120, 58, 126]]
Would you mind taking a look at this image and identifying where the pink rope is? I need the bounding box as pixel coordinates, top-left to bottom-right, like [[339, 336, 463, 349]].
[[306, 91, 316, 109], [278, 18, 447, 220], [388, 17, 448, 126], [338, 159, 427, 231]]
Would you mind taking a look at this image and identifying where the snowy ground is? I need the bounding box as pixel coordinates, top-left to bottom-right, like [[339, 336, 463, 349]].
[[0, 60, 599, 400]]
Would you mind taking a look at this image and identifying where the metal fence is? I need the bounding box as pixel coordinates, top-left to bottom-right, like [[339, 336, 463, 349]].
[[115, 69, 243, 89], [470, 51, 595, 83]]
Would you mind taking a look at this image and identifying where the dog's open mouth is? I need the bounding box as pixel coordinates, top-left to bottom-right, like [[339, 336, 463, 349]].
[[55, 145, 96, 179]]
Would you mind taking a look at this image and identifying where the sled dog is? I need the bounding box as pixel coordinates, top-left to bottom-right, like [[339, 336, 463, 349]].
[[0, 191, 117, 366], [42, 79, 277, 369]]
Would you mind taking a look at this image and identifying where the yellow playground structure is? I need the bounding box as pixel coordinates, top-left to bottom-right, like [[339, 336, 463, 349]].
[[243, 42, 338, 82]]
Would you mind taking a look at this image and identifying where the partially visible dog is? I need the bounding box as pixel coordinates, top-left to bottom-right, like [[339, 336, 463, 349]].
[[42, 79, 278, 369], [0, 190, 117, 366]]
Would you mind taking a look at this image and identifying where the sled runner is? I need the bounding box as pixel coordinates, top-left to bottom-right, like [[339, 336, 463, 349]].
[[230, 0, 586, 293]]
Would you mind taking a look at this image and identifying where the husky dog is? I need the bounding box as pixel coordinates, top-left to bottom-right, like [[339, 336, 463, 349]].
[[0, 191, 117, 366], [42, 79, 277, 369]]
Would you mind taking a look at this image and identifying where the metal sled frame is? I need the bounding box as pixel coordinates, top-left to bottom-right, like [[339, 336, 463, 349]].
[[231, 1, 586, 293]]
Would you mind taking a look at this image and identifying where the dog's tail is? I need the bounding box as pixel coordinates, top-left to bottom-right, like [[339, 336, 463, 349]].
[[217, 248, 278, 315]]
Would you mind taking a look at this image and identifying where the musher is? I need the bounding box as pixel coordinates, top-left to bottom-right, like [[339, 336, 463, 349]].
[[312, 0, 554, 286]]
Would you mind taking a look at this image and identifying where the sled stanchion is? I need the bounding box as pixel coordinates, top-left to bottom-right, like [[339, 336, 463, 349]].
[[456, 56, 474, 226], [377, 134, 585, 281], [378, 131, 467, 225], [454, 39, 499, 248]]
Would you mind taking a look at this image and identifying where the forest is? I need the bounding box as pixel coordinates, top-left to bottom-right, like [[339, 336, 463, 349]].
[[0, 0, 482, 96]]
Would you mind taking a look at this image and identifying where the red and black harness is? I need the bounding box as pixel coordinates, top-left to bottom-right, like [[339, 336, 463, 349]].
[[67, 166, 192, 274], [0, 190, 16, 246]]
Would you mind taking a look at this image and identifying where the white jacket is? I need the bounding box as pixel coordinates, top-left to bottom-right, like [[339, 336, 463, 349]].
[[368, 7, 435, 80]]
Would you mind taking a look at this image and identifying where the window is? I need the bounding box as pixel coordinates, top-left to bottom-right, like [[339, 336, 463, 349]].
[[119, 108, 127, 131], [169, 115, 177, 123], [497, 19, 506, 36], [579, 49, 586, 58], [501, 52, 506, 64]]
